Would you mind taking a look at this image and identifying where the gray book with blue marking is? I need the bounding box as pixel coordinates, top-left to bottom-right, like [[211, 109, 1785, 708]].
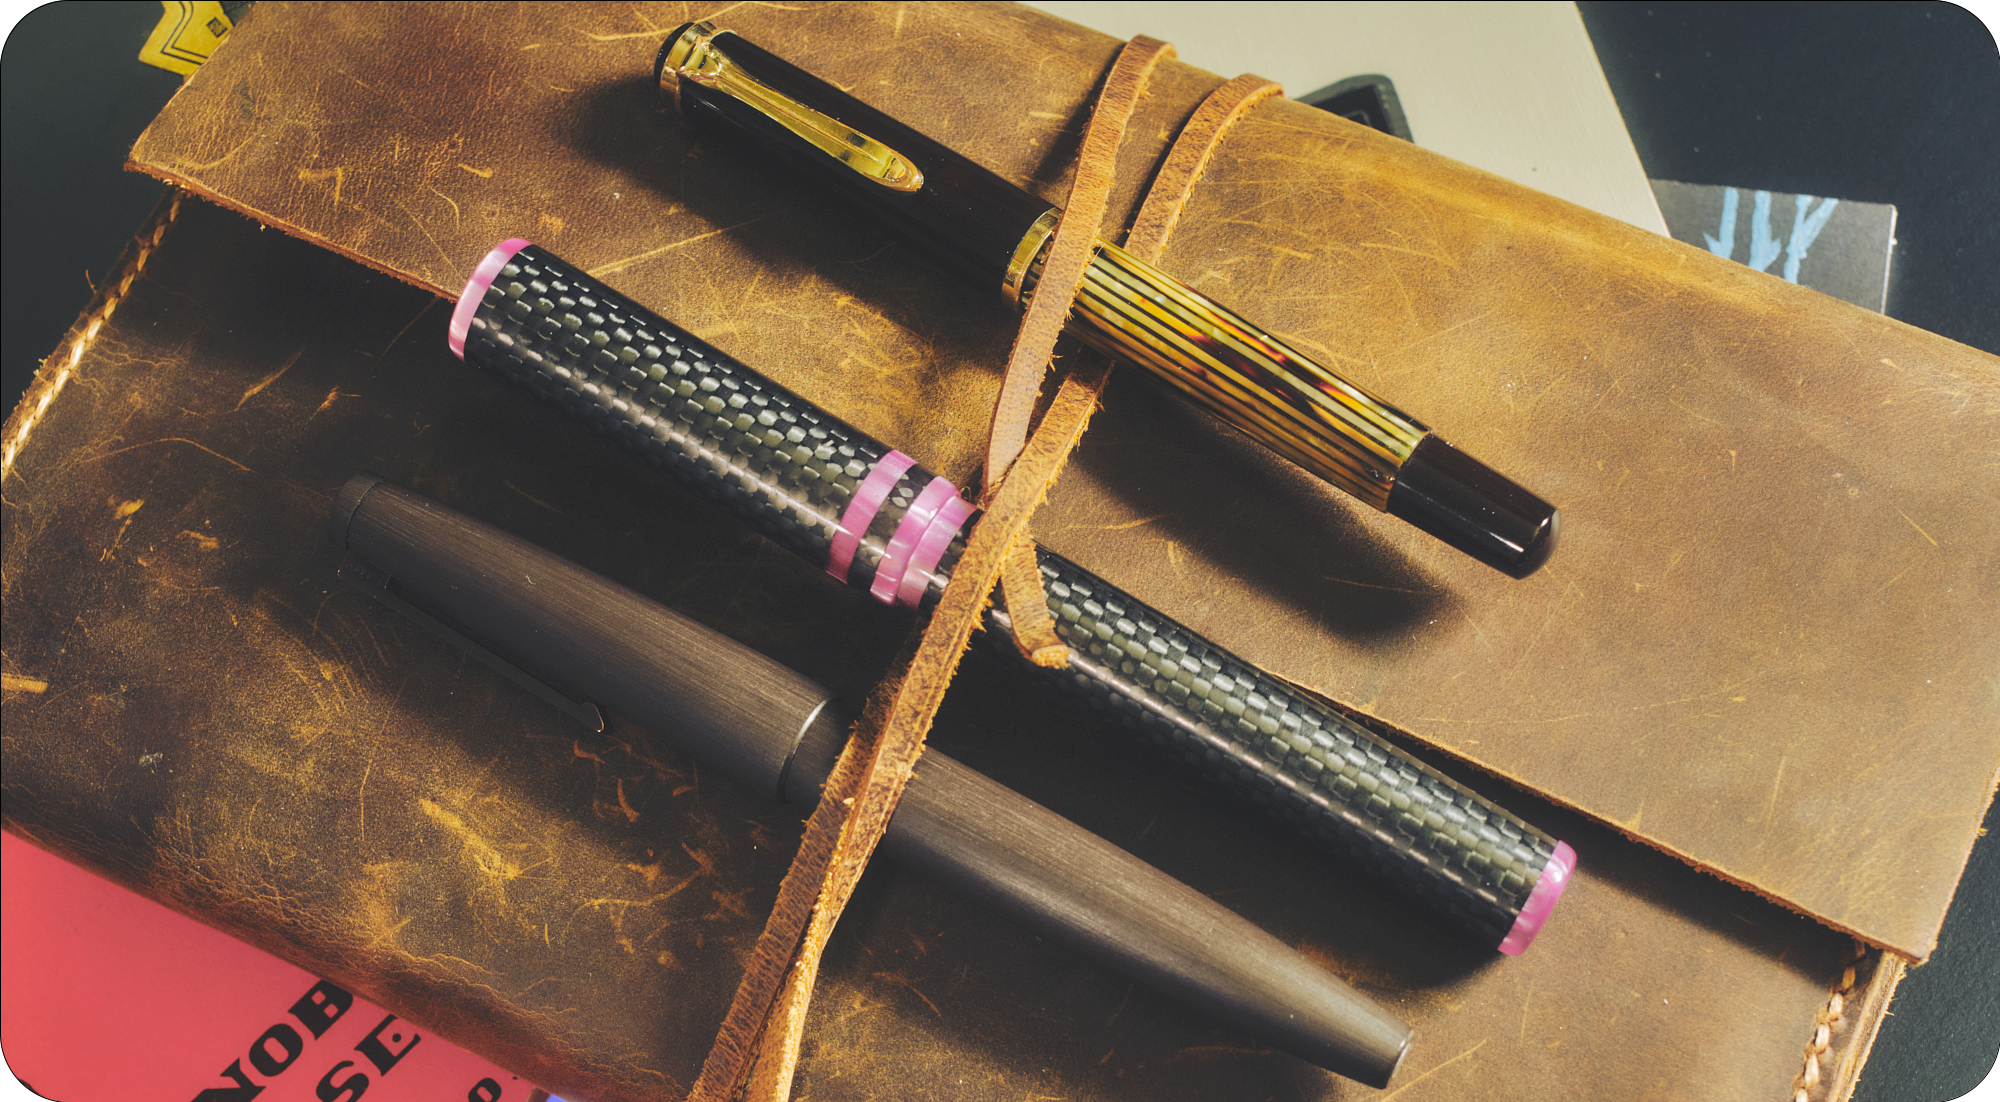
[[1649, 179, 1897, 312]]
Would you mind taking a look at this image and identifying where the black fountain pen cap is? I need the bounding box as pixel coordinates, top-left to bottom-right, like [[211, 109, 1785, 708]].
[[1385, 435, 1560, 579]]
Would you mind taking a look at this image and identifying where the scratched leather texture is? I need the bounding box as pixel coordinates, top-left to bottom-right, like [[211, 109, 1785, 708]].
[[122, 0, 2000, 963], [3, 197, 1891, 1102]]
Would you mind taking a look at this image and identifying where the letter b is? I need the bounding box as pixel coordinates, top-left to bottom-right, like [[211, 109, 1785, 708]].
[[290, 980, 354, 1039]]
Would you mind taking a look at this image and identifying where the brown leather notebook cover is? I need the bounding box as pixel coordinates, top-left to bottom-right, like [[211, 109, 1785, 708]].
[[118, 0, 2000, 963], [6, 0, 1993, 1098], [2, 188, 1893, 1102]]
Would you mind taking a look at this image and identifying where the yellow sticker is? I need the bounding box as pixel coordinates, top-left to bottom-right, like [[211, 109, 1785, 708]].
[[138, 0, 235, 77]]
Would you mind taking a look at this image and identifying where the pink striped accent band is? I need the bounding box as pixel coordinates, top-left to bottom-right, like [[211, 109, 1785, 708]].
[[826, 450, 916, 584], [896, 492, 973, 608], [871, 475, 959, 605], [450, 238, 533, 360], [1497, 840, 1575, 956]]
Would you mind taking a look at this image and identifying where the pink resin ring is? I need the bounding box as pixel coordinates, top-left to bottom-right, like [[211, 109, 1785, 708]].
[[870, 475, 959, 604], [449, 238, 533, 360], [896, 492, 974, 608], [1497, 840, 1576, 956], [826, 450, 916, 584]]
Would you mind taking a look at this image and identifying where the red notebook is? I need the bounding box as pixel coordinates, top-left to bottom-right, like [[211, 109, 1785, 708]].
[[1, 831, 556, 1102]]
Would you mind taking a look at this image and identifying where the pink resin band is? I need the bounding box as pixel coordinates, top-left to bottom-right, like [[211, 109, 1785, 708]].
[[449, 238, 532, 360], [826, 450, 916, 585], [871, 475, 958, 605], [1497, 840, 1576, 956], [897, 493, 973, 608]]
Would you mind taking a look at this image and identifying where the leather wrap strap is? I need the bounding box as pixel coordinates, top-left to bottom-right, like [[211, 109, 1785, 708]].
[[692, 39, 1286, 1102], [984, 36, 1173, 667]]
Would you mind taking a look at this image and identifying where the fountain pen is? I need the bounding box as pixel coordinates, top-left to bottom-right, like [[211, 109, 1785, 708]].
[[655, 21, 1559, 579], [446, 240, 1574, 954], [329, 473, 1413, 1087]]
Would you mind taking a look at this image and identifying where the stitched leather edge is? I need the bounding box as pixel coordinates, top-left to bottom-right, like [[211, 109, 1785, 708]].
[[1794, 941, 1898, 1102], [2, 191, 186, 482]]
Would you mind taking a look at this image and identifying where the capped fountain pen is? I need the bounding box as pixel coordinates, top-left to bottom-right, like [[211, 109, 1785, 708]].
[[447, 240, 1574, 954], [329, 474, 1413, 1087], [655, 21, 1559, 578]]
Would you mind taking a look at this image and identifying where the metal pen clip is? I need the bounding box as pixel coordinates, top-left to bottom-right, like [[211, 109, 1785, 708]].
[[338, 552, 605, 732], [660, 21, 925, 193]]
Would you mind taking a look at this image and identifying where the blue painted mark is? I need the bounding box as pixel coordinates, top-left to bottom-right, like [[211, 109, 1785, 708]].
[[1699, 186, 1840, 285], [1748, 190, 1784, 274], [1704, 187, 1739, 260], [1783, 194, 1839, 283]]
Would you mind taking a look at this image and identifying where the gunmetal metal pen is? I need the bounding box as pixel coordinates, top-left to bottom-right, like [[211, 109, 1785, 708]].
[[446, 240, 1575, 955], [329, 474, 1413, 1087], [654, 21, 1560, 580]]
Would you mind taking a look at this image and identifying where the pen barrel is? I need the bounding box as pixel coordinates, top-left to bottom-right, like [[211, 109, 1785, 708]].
[[1049, 240, 1427, 511], [658, 24, 1055, 291], [332, 475, 1412, 1086], [1000, 553, 1563, 950], [454, 243, 1573, 952], [451, 241, 972, 610]]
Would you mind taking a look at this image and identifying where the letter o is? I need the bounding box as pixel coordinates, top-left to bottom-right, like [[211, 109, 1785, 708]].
[[249, 1022, 306, 1077]]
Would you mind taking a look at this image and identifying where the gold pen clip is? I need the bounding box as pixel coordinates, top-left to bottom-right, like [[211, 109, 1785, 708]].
[[662, 21, 925, 193]]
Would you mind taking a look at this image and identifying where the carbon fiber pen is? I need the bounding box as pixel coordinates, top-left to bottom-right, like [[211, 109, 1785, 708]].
[[447, 240, 1575, 953], [654, 21, 1559, 579]]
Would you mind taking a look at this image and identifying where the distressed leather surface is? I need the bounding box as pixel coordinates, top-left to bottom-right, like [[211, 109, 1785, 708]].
[[4, 196, 1887, 1102], [121, 1, 2000, 962]]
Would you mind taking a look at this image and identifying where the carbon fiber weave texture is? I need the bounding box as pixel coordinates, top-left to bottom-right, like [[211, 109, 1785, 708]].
[[460, 245, 1556, 945]]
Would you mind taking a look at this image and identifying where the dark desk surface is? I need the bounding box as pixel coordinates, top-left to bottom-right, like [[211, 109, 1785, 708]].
[[4, 4, 1995, 1101]]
